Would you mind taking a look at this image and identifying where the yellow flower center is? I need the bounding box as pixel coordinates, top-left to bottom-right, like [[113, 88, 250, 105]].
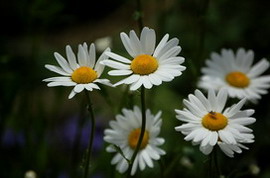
[[225, 71, 250, 88], [71, 66, 97, 84], [202, 112, 228, 131], [131, 54, 158, 75], [128, 128, 149, 150]]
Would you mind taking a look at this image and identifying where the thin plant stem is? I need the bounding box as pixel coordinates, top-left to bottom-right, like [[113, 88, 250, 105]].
[[208, 146, 221, 178], [135, 0, 143, 31], [83, 90, 96, 178], [208, 152, 213, 178], [213, 146, 221, 177], [196, 0, 210, 60], [126, 0, 145, 176], [164, 154, 182, 177], [127, 86, 146, 177], [158, 159, 165, 178]]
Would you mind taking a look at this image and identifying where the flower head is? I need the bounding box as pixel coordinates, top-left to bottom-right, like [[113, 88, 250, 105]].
[[104, 106, 165, 175], [102, 27, 186, 90], [175, 89, 255, 157], [198, 48, 270, 102], [43, 43, 111, 99]]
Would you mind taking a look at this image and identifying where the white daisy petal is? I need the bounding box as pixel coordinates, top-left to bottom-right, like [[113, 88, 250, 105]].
[[188, 94, 207, 112], [105, 51, 131, 63], [95, 79, 111, 86], [87, 83, 100, 90], [218, 142, 234, 157], [114, 74, 140, 86], [88, 43, 96, 68], [47, 81, 76, 87], [102, 27, 185, 89], [43, 76, 72, 82], [45, 64, 70, 76], [209, 131, 218, 146], [104, 106, 165, 175], [142, 150, 154, 168], [139, 154, 146, 170], [74, 84, 85, 93], [77, 44, 88, 66], [131, 156, 139, 175], [120, 32, 136, 57], [148, 73, 162, 85], [153, 34, 169, 57], [84, 85, 93, 91], [175, 88, 255, 157], [68, 89, 77, 99], [66, 45, 78, 70], [199, 145, 213, 155], [154, 70, 174, 82], [130, 77, 144, 91], [159, 46, 181, 61], [194, 89, 211, 111], [208, 89, 217, 111], [193, 128, 208, 143], [129, 30, 142, 55], [198, 48, 270, 101], [154, 37, 179, 59], [201, 130, 212, 147], [140, 27, 156, 55], [95, 48, 110, 77], [216, 88, 228, 112], [230, 117, 256, 125], [218, 130, 236, 144], [108, 70, 133, 76], [236, 48, 254, 72], [53, 52, 73, 73], [102, 60, 130, 70], [44, 43, 111, 99], [224, 98, 246, 118], [248, 58, 270, 78], [142, 76, 153, 89]]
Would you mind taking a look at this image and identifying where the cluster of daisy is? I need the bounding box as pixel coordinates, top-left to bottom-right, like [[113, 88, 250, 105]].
[[43, 26, 270, 176]]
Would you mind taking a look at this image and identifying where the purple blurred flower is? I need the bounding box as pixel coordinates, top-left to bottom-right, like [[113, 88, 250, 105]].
[[1, 128, 25, 147], [58, 171, 69, 178], [49, 115, 104, 152]]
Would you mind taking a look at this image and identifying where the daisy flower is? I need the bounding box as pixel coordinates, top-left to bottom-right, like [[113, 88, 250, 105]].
[[104, 106, 165, 175], [175, 89, 256, 157], [198, 48, 270, 101], [43, 43, 111, 99], [102, 27, 186, 90]]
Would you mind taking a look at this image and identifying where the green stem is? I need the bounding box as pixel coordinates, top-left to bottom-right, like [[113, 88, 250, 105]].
[[126, 0, 145, 176], [163, 154, 181, 177], [208, 146, 220, 178], [213, 146, 221, 177], [127, 86, 146, 177], [208, 152, 213, 178], [136, 0, 144, 31], [158, 159, 165, 178], [83, 90, 96, 178], [196, 0, 210, 69]]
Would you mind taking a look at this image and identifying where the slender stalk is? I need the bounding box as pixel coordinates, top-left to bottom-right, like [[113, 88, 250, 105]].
[[135, 0, 144, 31], [83, 90, 96, 178], [126, 0, 145, 176], [196, 0, 210, 69], [208, 152, 213, 178], [208, 146, 221, 178], [213, 146, 221, 177], [158, 159, 165, 178], [164, 154, 181, 177], [127, 86, 146, 177]]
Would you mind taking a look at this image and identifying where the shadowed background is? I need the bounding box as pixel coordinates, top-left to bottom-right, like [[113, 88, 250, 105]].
[[1, 0, 270, 177]]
